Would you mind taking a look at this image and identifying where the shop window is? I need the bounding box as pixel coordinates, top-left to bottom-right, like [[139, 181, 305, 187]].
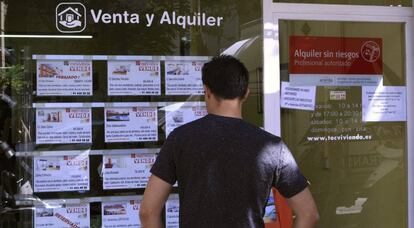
[[0, 0, 264, 227]]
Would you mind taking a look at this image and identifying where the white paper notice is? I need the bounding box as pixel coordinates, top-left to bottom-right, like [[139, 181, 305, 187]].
[[263, 194, 277, 224], [280, 81, 316, 111], [108, 60, 161, 96], [165, 105, 207, 136], [34, 203, 90, 228], [362, 86, 407, 122], [36, 108, 92, 144], [102, 200, 141, 228], [166, 198, 179, 228], [103, 153, 156, 189], [165, 60, 205, 95], [37, 60, 92, 96], [34, 155, 89, 192], [105, 107, 158, 142]]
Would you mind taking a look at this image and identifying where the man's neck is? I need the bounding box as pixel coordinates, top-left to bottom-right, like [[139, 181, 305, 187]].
[[207, 99, 243, 119]]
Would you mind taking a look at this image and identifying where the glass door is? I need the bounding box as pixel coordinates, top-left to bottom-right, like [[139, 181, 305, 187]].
[[280, 20, 407, 228], [263, 3, 413, 228]]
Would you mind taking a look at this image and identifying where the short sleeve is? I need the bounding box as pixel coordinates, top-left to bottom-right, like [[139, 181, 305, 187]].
[[273, 142, 309, 198], [150, 130, 179, 185]]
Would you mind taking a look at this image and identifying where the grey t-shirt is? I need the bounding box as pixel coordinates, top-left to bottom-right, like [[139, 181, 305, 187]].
[[151, 114, 308, 228]]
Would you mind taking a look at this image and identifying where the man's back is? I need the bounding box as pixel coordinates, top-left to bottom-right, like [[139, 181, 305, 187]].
[[141, 55, 317, 228], [151, 114, 308, 228]]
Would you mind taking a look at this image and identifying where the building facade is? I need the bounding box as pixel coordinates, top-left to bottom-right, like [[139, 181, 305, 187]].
[[0, 0, 412, 227]]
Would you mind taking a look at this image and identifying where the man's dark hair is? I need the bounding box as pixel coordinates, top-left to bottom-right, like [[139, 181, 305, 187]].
[[202, 55, 249, 99]]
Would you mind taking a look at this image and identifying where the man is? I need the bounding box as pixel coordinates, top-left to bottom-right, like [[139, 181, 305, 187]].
[[140, 55, 319, 228]]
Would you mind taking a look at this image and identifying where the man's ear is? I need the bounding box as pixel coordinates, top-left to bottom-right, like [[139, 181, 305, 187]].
[[242, 88, 250, 101], [204, 85, 212, 99]]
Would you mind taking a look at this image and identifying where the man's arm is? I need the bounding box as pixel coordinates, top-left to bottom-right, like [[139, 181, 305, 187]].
[[286, 187, 319, 228], [139, 175, 173, 228]]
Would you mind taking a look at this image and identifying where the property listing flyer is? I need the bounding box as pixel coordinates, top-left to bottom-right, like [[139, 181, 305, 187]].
[[103, 153, 156, 189], [34, 155, 89, 192], [107, 60, 161, 96], [289, 36, 383, 86], [165, 60, 205, 95], [34, 203, 90, 228], [165, 198, 179, 228], [36, 108, 92, 144], [165, 105, 207, 136], [37, 60, 92, 96], [101, 200, 141, 228], [104, 107, 158, 142]]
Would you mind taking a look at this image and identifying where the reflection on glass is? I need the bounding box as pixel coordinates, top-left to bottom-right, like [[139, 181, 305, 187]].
[[280, 20, 407, 228]]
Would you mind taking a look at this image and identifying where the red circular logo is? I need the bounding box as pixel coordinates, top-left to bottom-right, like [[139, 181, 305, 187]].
[[361, 41, 381, 63]]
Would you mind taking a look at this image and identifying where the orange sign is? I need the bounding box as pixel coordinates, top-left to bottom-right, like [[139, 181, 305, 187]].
[[288, 36, 383, 86], [289, 36, 382, 75]]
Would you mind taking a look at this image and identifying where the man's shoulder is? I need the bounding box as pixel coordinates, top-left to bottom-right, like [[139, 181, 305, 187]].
[[242, 121, 283, 144], [169, 115, 283, 145]]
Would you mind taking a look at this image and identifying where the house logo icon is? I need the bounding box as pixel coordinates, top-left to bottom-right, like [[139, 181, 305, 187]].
[[56, 3, 86, 33]]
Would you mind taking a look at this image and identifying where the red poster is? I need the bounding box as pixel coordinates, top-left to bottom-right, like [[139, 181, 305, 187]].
[[289, 36, 382, 86]]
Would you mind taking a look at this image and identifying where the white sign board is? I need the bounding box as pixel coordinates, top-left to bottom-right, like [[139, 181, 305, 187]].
[[37, 60, 92, 96], [34, 155, 89, 192], [166, 198, 179, 228], [165, 105, 207, 136], [103, 153, 156, 189], [280, 81, 316, 111], [35, 203, 90, 228], [104, 107, 158, 142], [165, 60, 204, 95], [107, 60, 161, 96], [362, 86, 407, 122], [36, 108, 92, 144], [102, 200, 141, 228]]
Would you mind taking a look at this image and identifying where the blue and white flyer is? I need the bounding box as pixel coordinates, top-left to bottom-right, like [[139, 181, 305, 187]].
[[103, 153, 156, 189], [34, 155, 89, 192], [101, 200, 141, 227], [165, 60, 204, 95], [104, 107, 158, 142], [36, 108, 92, 144], [166, 198, 179, 228], [37, 60, 92, 96], [35, 203, 90, 228], [108, 60, 161, 96]]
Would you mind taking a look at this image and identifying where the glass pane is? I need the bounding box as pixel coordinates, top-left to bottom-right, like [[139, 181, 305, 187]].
[[280, 20, 407, 227], [273, 0, 411, 7], [0, 0, 263, 227]]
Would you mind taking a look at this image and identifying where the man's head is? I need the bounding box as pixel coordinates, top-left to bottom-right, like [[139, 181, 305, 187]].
[[202, 55, 249, 101]]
